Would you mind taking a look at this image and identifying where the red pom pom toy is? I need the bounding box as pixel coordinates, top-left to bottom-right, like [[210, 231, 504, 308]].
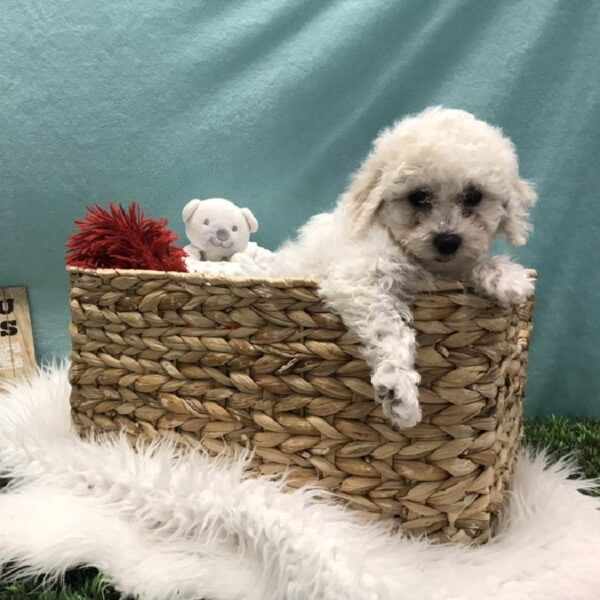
[[66, 202, 188, 272]]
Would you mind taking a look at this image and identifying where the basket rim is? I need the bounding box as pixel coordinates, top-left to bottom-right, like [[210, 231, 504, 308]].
[[66, 265, 537, 293]]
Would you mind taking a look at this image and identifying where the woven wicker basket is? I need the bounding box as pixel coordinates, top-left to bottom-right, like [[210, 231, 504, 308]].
[[68, 266, 535, 544]]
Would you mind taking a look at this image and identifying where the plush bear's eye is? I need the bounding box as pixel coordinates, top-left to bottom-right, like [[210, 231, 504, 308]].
[[408, 189, 432, 208], [462, 186, 483, 207], [203, 219, 210, 225], [232, 225, 238, 232]]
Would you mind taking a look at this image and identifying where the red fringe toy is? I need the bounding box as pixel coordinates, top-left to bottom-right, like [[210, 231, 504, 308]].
[[66, 202, 188, 272]]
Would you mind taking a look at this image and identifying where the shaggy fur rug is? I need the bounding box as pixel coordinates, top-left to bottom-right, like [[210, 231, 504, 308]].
[[0, 366, 599, 600]]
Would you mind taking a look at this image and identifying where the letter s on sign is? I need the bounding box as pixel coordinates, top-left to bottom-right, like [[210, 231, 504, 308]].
[[0, 320, 18, 336]]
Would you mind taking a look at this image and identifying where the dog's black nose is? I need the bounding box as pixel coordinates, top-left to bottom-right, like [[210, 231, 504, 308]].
[[433, 233, 462, 255]]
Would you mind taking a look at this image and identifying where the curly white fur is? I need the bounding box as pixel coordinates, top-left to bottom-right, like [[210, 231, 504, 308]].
[[272, 107, 537, 428], [1, 366, 599, 600]]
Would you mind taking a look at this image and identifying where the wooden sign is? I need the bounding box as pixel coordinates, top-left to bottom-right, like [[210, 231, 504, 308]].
[[0, 286, 36, 386]]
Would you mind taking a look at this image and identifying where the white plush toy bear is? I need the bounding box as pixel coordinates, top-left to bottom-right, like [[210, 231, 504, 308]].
[[182, 198, 258, 261]]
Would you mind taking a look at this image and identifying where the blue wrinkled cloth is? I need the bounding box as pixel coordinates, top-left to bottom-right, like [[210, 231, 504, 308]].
[[1, 1, 599, 417]]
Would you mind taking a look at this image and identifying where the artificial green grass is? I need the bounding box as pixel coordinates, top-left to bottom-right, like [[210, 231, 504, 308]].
[[1, 417, 599, 599], [524, 416, 600, 484], [0, 570, 120, 600]]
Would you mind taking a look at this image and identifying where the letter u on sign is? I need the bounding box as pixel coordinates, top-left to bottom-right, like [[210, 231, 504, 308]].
[[0, 298, 15, 315]]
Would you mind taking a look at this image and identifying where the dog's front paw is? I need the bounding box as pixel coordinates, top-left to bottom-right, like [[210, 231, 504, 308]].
[[372, 366, 422, 429], [473, 257, 534, 306]]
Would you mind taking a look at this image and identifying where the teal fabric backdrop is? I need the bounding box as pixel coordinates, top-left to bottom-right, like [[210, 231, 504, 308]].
[[1, 1, 599, 417]]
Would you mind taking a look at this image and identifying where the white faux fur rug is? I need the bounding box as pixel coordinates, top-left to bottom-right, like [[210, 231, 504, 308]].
[[0, 366, 599, 600]]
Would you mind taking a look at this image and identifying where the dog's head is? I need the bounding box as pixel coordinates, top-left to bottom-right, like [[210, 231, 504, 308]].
[[342, 107, 536, 277]]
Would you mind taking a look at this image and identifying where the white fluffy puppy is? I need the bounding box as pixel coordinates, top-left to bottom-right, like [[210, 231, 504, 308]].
[[272, 107, 536, 429]]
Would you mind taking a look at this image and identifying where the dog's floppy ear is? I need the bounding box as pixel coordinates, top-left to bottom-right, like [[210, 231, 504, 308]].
[[182, 199, 202, 224], [241, 207, 258, 233], [342, 158, 384, 234], [501, 177, 537, 246]]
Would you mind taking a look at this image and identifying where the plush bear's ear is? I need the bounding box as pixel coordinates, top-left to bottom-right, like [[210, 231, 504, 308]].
[[241, 208, 258, 233], [182, 199, 202, 224], [500, 177, 537, 246]]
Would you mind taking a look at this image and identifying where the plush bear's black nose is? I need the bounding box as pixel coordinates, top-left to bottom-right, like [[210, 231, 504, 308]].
[[433, 233, 462, 255], [216, 228, 230, 242]]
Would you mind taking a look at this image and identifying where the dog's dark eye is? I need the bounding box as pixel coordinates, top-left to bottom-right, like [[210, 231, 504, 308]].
[[462, 186, 482, 207], [203, 219, 210, 225], [408, 189, 431, 208], [232, 225, 238, 232]]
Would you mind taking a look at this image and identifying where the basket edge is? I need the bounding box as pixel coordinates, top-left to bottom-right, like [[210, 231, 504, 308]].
[[66, 265, 537, 294]]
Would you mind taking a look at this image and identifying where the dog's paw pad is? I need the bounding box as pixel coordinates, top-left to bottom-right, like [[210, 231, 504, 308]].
[[385, 396, 422, 429], [372, 369, 422, 429]]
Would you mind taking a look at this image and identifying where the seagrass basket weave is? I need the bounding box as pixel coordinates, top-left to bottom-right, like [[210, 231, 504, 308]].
[[68, 266, 535, 544]]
